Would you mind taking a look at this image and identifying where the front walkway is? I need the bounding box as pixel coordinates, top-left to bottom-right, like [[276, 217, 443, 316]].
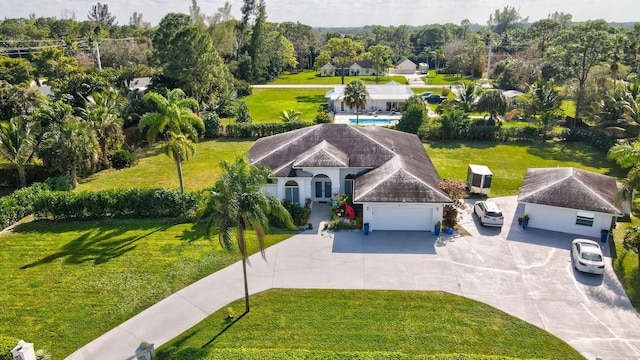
[[67, 197, 640, 360]]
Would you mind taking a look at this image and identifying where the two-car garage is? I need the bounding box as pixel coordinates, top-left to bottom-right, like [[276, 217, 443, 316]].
[[365, 203, 436, 232]]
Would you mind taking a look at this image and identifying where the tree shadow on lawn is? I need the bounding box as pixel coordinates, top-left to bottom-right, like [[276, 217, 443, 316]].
[[425, 140, 500, 150], [19, 224, 167, 269]]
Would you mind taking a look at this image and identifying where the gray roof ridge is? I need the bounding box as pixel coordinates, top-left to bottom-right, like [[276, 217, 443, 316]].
[[293, 140, 348, 167], [355, 157, 402, 199], [351, 126, 397, 157], [570, 168, 623, 214], [273, 160, 295, 176], [519, 168, 572, 200], [251, 126, 317, 165], [396, 156, 446, 194]]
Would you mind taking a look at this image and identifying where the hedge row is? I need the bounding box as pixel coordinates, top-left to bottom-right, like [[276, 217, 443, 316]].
[[224, 121, 311, 138], [158, 348, 538, 360], [32, 188, 202, 221], [419, 125, 540, 142], [0, 183, 50, 230]]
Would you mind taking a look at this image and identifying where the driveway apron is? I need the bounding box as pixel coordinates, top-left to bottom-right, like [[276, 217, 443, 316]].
[[67, 197, 640, 360]]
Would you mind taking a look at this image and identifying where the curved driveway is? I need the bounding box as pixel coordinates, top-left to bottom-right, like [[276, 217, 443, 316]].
[[67, 197, 640, 360]]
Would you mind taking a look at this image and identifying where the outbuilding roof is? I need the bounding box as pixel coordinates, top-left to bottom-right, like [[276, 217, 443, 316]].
[[517, 167, 623, 215], [249, 124, 451, 204]]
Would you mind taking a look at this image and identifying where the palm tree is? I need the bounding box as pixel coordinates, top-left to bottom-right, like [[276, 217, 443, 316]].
[[164, 132, 195, 196], [279, 109, 302, 122], [0, 117, 35, 188], [202, 155, 293, 313], [138, 89, 204, 193], [434, 48, 445, 71], [608, 137, 640, 216], [476, 90, 507, 121], [622, 80, 640, 128], [342, 80, 368, 125], [82, 88, 124, 169], [455, 81, 478, 113]]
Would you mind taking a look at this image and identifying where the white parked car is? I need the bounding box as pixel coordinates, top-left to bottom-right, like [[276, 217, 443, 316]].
[[473, 201, 504, 227], [571, 239, 605, 275]]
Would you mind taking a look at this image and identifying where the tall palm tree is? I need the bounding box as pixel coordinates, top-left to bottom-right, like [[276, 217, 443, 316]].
[[622, 80, 640, 128], [434, 48, 445, 71], [82, 88, 124, 169], [342, 80, 368, 125], [164, 132, 195, 196], [455, 81, 478, 113], [202, 155, 293, 313], [139, 89, 204, 193], [0, 117, 35, 188]]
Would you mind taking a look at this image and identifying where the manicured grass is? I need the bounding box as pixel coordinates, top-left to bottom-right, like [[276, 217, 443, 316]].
[[157, 289, 583, 359], [241, 88, 327, 124], [268, 70, 406, 85], [425, 140, 626, 197], [77, 138, 253, 192], [422, 70, 471, 85], [0, 219, 293, 358]]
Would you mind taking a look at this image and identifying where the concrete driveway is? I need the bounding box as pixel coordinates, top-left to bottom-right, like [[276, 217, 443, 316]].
[[67, 198, 640, 360]]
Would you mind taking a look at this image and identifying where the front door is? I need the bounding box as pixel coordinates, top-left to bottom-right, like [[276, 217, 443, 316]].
[[314, 180, 332, 200]]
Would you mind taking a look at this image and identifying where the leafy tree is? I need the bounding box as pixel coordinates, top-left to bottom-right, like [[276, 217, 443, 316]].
[[81, 88, 124, 169], [138, 89, 204, 193], [245, 0, 268, 83], [623, 226, 640, 265], [236, 102, 252, 123], [31, 48, 80, 86], [397, 103, 426, 134], [87, 2, 117, 26], [0, 81, 43, 120], [316, 38, 364, 84], [202, 154, 294, 313], [0, 57, 34, 85], [608, 137, 640, 214], [152, 13, 192, 65], [528, 19, 564, 57], [438, 178, 468, 228], [549, 20, 612, 124], [0, 117, 35, 188], [280, 109, 301, 122], [38, 117, 100, 188], [476, 90, 507, 121], [342, 80, 368, 125], [209, 2, 237, 60], [54, 73, 111, 109], [366, 44, 394, 84]]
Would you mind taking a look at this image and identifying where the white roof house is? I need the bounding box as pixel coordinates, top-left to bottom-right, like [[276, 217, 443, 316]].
[[325, 81, 415, 113]]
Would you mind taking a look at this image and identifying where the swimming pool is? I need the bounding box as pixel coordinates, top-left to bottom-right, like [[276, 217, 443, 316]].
[[348, 118, 398, 126]]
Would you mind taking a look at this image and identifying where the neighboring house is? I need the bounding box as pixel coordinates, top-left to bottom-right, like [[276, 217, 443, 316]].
[[517, 167, 623, 238], [319, 60, 384, 77], [128, 77, 152, 92], [325, 81, 415, 113], [395, 58, 417, 74], [249, 124, 452, 232]]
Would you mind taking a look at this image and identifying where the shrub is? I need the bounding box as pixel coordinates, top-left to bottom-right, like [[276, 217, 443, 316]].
[[109, 148, 137, 169], [0, 182, 50, 230], [0, 335, 20, 360], [236, 101, 252, 123], [270, 200, 310, 227], [202, 112, 221, 138], [224, 121, 312, 138], [560, 127, 615, 152], [44, 175, 73, 191], [315, 110, 333, 124], [397, 104, 426, 134]]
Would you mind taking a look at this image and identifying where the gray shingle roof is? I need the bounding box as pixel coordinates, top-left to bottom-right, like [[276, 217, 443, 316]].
[[517, 167, 623, 215], [249, 124, 452, 204]]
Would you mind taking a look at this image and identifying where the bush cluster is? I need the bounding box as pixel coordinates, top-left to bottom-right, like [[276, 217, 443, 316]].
[[202, 112, 221, 139], [224, 121, 311, 138], [560, 127, 616, 152], [269, 200, 311, 227], [109, 148, 137, 169], [419, 124, 538, 142], [32, 188, 201, 220], [0, 183, 50, 230]]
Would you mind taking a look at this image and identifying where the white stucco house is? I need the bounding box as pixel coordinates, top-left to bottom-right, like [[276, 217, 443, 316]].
[[320, 60, 383, 77], [395, 58, 417, 74], [249, 124, 452, 232], [325, 81, 415, 113], [517, 167, 623, 238]]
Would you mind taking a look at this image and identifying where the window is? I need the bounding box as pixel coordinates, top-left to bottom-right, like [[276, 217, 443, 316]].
[[285, 181, 299, 203], [344, 174, 355, 195], [576, 211, 594, 226]]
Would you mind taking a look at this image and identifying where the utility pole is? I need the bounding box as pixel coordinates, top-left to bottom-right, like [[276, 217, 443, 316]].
[[94, 41, 102, 70]]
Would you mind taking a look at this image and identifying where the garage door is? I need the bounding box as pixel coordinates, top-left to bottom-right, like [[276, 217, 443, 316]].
[[371, 205, 433, 231]]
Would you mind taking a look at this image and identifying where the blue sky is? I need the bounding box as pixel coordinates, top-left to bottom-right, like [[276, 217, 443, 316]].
[[2, 0, 638, 27]]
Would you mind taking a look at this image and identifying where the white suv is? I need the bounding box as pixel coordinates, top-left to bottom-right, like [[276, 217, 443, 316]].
[[474, 201, 504, 227]]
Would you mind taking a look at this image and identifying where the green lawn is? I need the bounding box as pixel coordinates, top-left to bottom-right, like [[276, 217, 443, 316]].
[[0, 219, 293, 358], [77, 138, 254, 192], [157, 289, 583, 359], [240, 88, 327, 124], [422, 70, 471, 85], [268, 70, 406, 85], [425, 140, 625, 197]]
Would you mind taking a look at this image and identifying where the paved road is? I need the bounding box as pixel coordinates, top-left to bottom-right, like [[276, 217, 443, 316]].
[[67, 198, 640, 360]]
